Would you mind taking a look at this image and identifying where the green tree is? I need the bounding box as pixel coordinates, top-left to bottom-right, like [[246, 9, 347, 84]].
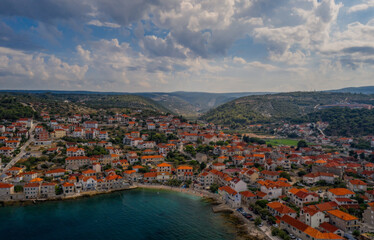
[[254, 217, 262, 226], [297, 140, 308, 148], [210, 183, 219, 193], [14, 185, 23, 193]]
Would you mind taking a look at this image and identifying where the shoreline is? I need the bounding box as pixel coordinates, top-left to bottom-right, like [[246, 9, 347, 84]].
[[0, 186, 137, 207], [1, 184, 270, 240], [137, 184, 269, 240]]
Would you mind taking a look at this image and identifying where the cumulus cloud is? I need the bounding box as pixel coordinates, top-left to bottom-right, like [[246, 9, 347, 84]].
[[347, 0, 374, 13], [0, 47, 88, 89], [0, 0, 374, 92], [87, 20, 120, 28]]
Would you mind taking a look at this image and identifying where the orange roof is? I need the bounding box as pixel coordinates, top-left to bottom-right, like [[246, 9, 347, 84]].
[[289, 188, 308, 195], [0, 182, 14, 188], [327, 209, 358, 221], [267, 202, 296, 214], [30, 178, 43, 182], [177, 165, 193, 170], [82, 169, 96, 174], [240, 191, 256, 198], [157, 163, 171, 167], [218, 186, 237, 195], [25, 183, 40, 188], [8, 167, 22, 171], [124, 170, 136, 174], [141, 155, 164, 159], [349, 179, 367, 185], [144, 172, 157, 178], [46, 168, 66, 174], [62, 182, 74, 187], [328, 188, 354, 196]]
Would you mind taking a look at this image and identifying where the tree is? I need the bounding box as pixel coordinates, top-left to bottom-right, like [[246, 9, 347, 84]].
[[297, 140, 308, 148], [14, 185, 23, 193], [184, 145, 196, 157], [55, 185, 63, 195], [199, 162, 207, 171], [280, 171, 291, 181], [255, 200, 269, 208], [254, 217, 262, 226], [298, 170, 307, 177], [353, 230, 360, 237], [210, 183, 219, 193]]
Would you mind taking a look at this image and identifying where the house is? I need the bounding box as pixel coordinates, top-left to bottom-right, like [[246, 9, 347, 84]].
[[318, 222, 345, 237], [98, 131, 108, 140], [196, 171, 214, 189], [363, 202, 374, 229], [82, 169, 96, 177], [260, 170, 279, 181], [229, 178, 247, 193], [66, 147, 85, 157], [0, 182, 14, 200], [292, 190, 319, 207], [212, 162, 226, 171], [5, 140, 20, 148], [22, 171, 38, 182], [40, 183, 57, 198], [0, 146, 14, 157], [157, 163, 171, 173], [52, 129, 66, 138], [176, 165, 193, 181], [65, 156, 91, 170], [303, 172, 336, 185], [267, 201, 297, 218], [7, 166, 23, 176], [240, 191, 256, 205], [24, 182, 40, 199], [218, 186, 241, 208], [257, 180, 283, 200], [348, 179, 367, 192], [143, 172, 157, 182], [326, 209, 360, 233], [280, 215, 343, 240], [140, 155, 164, 164], [156, 172, 171, 182], [300, 205, 327, 228], [123, 170, 138, 182], [240, 169, 259, 184], [327, 188, 355, 200], [80, 176, 98, 191], [62, 182, 75, 195], [45, 168, 66, 178]]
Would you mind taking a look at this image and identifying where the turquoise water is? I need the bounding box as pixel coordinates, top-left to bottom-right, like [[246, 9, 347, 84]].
[[0, 189, 236, 240]]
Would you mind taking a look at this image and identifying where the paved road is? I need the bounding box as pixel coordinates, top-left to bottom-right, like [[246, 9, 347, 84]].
[[2, 123, 37, 173], [242, 206, 279, 240]]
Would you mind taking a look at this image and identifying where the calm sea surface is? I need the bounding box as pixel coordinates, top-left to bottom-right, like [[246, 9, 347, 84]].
[[0, 189, 236, 240]]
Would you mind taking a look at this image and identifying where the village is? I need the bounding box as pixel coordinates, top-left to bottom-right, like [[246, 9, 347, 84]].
[[0, 109, 374, 240]]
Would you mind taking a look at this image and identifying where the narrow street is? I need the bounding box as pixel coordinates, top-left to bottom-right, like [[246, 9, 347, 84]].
[[2, 123, 36, 173]]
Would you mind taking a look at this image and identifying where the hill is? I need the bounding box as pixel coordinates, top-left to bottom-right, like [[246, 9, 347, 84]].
[[0, 90, 271, 117], [305, 108, 374, 137], [136, 91, 270, 117], [0, 96, 35, 120], [329, 86, 374, 94], [0, 93, 171, 116], [201, 92, 374, 128]]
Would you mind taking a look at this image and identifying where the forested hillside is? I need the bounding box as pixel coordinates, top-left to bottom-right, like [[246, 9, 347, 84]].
[[0, 97, 35, 120], [201, 92, 374, 129], [305, 108, 374, 136]]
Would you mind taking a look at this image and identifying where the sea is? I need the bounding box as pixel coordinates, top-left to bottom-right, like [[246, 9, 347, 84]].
[[0, 189, 237, 240]]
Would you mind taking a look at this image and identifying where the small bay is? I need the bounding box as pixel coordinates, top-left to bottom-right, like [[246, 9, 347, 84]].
[[0, 189, 236, 240]]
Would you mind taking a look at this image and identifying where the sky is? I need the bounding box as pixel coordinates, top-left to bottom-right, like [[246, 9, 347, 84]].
[[0, 0, 373, 93]]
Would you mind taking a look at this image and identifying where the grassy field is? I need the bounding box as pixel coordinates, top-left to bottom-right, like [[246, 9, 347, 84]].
[[266, 139, 300, 146]]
